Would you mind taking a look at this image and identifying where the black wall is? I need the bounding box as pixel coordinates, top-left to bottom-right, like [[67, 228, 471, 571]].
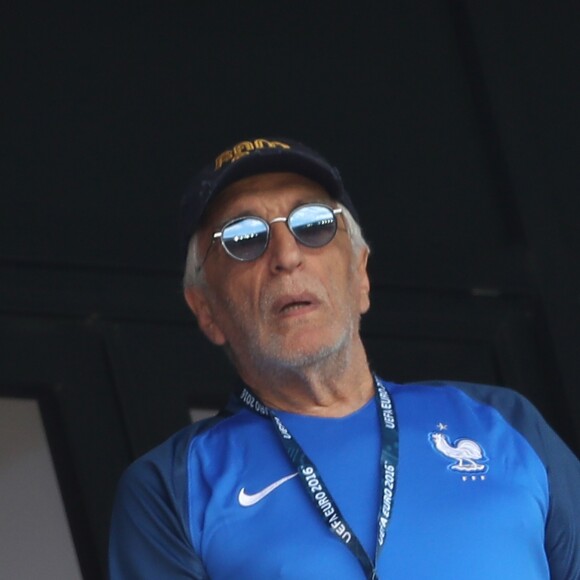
[[2, 2, 579, 576]]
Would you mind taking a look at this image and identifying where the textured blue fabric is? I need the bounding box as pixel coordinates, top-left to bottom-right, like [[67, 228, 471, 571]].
[[109, 380, 580, 579]]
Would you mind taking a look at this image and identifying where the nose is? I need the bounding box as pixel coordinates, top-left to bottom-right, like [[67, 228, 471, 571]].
[[267, 221, 303, 274]]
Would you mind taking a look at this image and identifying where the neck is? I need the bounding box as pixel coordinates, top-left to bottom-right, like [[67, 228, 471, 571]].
[[237, 339, 375, 418]]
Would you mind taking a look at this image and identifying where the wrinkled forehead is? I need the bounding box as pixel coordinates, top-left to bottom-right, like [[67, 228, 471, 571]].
[[200, 172, 334, 227]]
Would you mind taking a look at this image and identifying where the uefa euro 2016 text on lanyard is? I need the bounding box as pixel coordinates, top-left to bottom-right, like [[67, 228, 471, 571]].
[[236, 375, 399, 580]]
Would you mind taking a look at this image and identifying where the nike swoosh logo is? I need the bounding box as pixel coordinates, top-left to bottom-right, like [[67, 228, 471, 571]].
[[238, 472, 298, 507]]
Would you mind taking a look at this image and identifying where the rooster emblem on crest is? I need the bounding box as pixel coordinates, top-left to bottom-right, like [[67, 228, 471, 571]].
[[431, 432, 488, 473]]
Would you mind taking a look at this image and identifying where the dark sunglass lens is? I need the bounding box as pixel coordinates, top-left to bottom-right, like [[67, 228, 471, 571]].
[[289, 205, 337, 247], [221, 218, 269, 261]]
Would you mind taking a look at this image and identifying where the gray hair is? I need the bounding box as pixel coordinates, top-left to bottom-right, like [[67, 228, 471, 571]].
[[183, 203, 369, 289]]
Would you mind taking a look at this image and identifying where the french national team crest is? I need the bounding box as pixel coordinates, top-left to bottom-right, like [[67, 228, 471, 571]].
[[429, 423, 489, 480]]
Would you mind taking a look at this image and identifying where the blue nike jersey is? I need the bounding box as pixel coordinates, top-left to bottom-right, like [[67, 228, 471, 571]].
[[109, 379, 580, 579]]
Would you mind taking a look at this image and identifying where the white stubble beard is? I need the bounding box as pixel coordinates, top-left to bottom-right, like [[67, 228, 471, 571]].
[[229, 275, 362, 382]]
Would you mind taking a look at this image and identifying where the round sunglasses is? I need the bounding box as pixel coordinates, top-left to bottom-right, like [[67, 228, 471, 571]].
[[200, 203, 343, 267]]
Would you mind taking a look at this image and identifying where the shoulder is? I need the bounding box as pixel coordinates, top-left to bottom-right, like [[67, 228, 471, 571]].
[[402, 381, 557, 454], [109, 415, 239, 580], [119, 409, 240, 494], [110, 409, 246, 572], [391, 378, 523, 407], [388, 380, 549, 453], [383, 377, 579, 479], [390, 379, 536, 420]]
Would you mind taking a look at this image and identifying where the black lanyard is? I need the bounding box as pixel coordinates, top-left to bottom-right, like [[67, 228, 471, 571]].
[[237, 375, 399, 580]]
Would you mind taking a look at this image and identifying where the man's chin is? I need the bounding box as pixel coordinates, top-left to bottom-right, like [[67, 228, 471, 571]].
[[259, 335, 350, 371]]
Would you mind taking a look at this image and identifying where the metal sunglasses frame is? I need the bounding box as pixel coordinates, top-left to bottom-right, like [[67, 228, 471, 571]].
[[198, 203, 343, 269]]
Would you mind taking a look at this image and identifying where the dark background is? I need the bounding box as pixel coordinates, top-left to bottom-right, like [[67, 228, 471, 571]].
[[2, 2, 579, 577]]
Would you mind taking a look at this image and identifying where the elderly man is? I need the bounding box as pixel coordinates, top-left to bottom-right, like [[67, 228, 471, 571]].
[[109, 138, 579, 579]]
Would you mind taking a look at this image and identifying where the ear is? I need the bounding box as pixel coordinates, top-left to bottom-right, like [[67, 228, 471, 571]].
[[356, 248, 371, 314], [184, 286, 227, 346]]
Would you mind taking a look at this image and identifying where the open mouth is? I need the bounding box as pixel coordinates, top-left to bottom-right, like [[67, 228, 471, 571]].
[[274, 293, 318, 316], [280, 300, 312, 314]]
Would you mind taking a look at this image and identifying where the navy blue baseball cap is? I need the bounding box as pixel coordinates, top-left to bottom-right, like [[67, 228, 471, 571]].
[[180, 137, 358, 254]]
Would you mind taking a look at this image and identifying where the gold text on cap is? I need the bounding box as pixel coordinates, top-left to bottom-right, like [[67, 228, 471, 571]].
[[214, 139, 291, 170]]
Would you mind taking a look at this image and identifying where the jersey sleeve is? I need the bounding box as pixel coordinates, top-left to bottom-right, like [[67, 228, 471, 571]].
[[519, 399, 580, 580], [108, 431, 209, 580], [441, 382, 580, 580]]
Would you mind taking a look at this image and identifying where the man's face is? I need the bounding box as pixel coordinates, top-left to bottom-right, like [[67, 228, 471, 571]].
[[185, 172, 370, 375]]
